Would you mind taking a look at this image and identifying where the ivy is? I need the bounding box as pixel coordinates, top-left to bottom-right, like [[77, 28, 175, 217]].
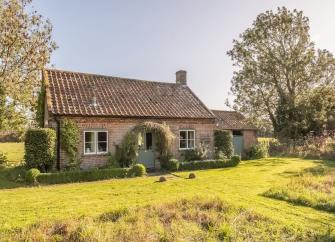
[[35, 84, 45, 128], [60, 119, 80, 167], [117, 122, 175, 167]]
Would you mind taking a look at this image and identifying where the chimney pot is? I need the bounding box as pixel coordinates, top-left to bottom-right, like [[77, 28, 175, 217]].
[[176, 70, 187, 85]]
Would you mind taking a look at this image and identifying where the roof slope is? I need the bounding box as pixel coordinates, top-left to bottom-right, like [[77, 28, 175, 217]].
[[45, 69, 215, 119], [212, 110, 257, 130]]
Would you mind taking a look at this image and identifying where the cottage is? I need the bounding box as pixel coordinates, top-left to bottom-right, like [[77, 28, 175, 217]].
[[43, 69, 257, 170]]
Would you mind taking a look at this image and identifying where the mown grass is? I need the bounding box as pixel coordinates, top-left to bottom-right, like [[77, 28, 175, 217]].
[[0, 142, 24, 166], [3, 197, 334, 241], [263, 170, 335, 213], [0, 143, 335, 240]]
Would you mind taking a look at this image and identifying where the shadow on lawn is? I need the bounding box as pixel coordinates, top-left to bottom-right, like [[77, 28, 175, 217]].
[[244, 158, 290, 167]]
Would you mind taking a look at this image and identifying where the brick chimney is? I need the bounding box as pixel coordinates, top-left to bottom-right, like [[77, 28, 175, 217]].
[[176, 70, 187, 85]]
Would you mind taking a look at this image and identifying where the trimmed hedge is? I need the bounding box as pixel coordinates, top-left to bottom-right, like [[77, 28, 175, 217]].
[[179, 157, 240, 171], [163, 158, 180, 171], [37, 168, 129, 184], [24, 128, 56, 172], [214, 130, 233, 159]]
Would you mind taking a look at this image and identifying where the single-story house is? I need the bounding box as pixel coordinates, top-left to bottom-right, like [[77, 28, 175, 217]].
[[43, 69, 257, 170]]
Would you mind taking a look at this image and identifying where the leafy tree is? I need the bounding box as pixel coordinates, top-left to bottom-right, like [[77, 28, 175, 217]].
[[228, 7, 335, 140], [0, 0, 57, 130]]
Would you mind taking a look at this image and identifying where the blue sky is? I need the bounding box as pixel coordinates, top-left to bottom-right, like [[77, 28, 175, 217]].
[[33, 0, 335, 110]]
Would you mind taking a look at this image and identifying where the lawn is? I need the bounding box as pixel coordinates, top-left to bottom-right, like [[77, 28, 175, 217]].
[[0, 153, 335, 237], [0, 142, 24, 165]]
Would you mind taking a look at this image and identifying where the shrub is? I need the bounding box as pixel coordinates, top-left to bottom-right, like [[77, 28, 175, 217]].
[[230, 155, 241, 165], [163, 158, 180, 171], [214, 130, 233, 159], [248, 143, 268, 159], [0, 152, 8, 168], [182, 149, 202, 161], [189, 173, 196, 179], [159, 176, 167, 182], [25, 168, 40, 184], [37, 168, 129, 184], [179, 158, 239, 171], [104, 152, 120, 168], [60, 119, 80, 167], [128, 164, 146, 177], [24, 128, 56, 172]]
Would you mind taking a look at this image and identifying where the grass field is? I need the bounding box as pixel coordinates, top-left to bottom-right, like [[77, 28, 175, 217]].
[[0, 142, 24, 166], [0, 143, 335, 240]]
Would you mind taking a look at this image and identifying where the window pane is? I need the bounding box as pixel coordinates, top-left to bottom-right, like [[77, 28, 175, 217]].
[[188, 131, 195, 140], [188, 140, 195, 149], [98, 132, 107, 142], [85, 132, 95, 143], [85, 142, 95, 153], [180, 131, 187, 140], [98, 142, 107, 153], [180, 140, 187, 149]]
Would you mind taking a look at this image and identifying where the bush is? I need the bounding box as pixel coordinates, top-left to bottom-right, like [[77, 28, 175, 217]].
[[179, 158, 240, 171], [37, 168, 129, 184], [230, 155, 241, 165], [104, 152, 121, 168], [214, 130, 233, 159], [25, 168, 40, 184], [0, 152, 8, 168], [189, 173, 196, 179], [24, 128, 56, 172], [181, 149, 202, 161], [128, 164, 146, 177], [248, 143, 269, 159], [163, 158, 180, 171], [159, 176, 167, 182]]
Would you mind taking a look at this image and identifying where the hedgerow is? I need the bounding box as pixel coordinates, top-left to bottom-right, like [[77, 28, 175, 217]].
[[24, 128, 56, 172]]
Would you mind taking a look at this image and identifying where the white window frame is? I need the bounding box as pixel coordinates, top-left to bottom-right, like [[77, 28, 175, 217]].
[[179, 129, 195, 150], [84, 130, 108, 155]]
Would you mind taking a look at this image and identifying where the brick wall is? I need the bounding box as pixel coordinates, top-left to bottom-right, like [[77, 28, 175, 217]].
[[52, 117, 216, 169], [243, 130, 257, 150]]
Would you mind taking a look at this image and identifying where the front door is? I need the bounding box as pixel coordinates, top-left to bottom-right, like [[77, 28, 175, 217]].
[[138, 132, 155, 168], [233, 135, 244, 157]]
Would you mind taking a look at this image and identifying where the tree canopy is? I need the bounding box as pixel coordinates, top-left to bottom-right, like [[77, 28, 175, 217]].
[[228, 7, 335, 140], [0, 0, 56, 130]]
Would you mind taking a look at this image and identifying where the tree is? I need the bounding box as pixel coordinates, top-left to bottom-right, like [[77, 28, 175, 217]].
[[0, 0, 57, 130], [227, 7, 335, 140]]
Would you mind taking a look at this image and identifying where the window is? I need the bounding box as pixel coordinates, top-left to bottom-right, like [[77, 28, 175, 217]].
[[179, 130, 195, 150], [84, 131, 108, 155]]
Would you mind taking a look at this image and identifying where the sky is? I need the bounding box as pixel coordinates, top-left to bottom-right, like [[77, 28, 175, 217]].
[[33, 0, 335, 110]]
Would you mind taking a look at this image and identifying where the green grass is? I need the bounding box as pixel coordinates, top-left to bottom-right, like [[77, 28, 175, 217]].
[[0, 142, 24, 166], [0, 143, 335, 239], [4, 197, 333, 241], [264, 172, 335, 213]]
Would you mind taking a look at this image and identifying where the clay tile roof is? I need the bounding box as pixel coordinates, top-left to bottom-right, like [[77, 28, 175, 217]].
[[45, 69, 215, 119], [212, 110, 257, 130]]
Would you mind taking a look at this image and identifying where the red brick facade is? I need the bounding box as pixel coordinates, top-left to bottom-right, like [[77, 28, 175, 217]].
[[49, 116, 216, 169]]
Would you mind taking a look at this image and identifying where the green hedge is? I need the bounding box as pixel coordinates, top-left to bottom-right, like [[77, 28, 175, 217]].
[[24, 128, 56, 172], [37, 168, 129, 184], [179, 157, 240, 171], [214, 130, 233, 159]]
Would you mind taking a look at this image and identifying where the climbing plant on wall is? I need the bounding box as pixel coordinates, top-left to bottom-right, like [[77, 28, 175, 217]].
[[117, 122, 175, 167], [60, 118, 80, 168]]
